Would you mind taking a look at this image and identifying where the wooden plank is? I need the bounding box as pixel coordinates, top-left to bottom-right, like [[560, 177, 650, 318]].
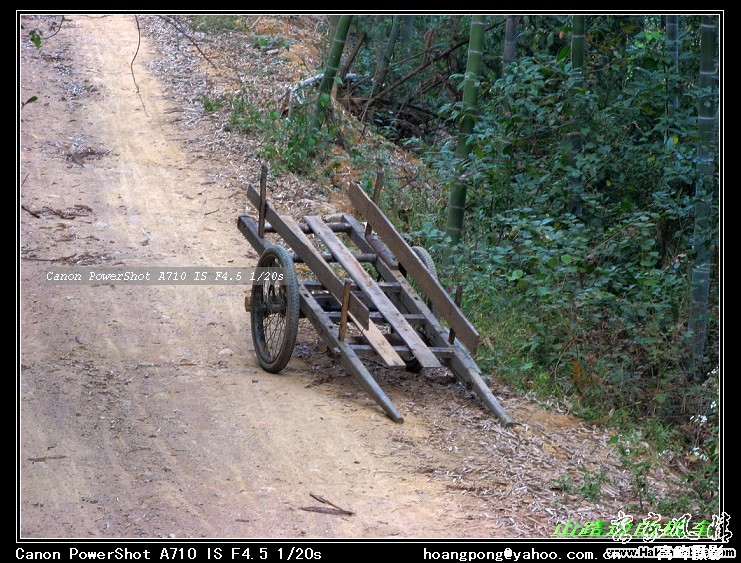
[[291, 251, 377, 264], [263, 221, 353, 234], [348, 311, 406, 367], [280, 215, 371, 330], [350, 344, 454, 359], [338, 280, 352, 341], [326, 311, 426, 325], [305, 215, 440, 368], [303, 280, 402, 293], [348, 183, 480, 354]]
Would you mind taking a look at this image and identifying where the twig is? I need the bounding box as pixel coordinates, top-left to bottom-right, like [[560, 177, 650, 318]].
[[339, 31, 366, 81], [367, 21, 503, 106], [131, 16, 148, 116], [28, 455, 68, 463], [44, 15, 66, 39], [299, 493, 354, 516], [21, 205, 42, 218]]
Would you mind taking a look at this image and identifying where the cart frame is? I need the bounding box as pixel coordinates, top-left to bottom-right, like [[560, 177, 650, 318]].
[[238, 165, 512, 426]]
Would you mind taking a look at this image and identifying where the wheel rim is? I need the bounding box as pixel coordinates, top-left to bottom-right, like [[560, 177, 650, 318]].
[[250, 244, 300, 373], [253, 254, 289, 364]]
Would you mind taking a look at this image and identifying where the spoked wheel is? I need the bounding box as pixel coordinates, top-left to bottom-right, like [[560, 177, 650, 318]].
[[403, 246, 438, 373], [250, 245, 300, 373]]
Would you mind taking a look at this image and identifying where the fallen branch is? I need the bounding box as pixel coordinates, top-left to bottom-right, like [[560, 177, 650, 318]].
[[281, 73, 360, 116], [28, 455, 68, 463], [299, 493, 354, 516], [21, 253, 77, 262], [20, 204, 93, 220], [131, 16, 147, 115], [339, 31, 366, 82], [21, 205, 42, 218]]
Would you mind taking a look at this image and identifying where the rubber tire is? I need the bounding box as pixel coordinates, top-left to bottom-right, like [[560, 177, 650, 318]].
[[404, 246, 438, 373], [411, 245, 438, 280], [250, 245, 300, 373]]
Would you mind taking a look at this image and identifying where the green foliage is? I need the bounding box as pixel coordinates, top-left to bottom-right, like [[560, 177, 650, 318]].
[[29, 29, 42, 48], [201, 95, 223, 112], [253, 35, 292, 51], [391, 16, 719, 514], [554, 469, 607, 502], [218, 91, 336, 176]]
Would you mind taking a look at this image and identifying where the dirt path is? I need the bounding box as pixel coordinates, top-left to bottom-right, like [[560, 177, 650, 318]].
[[19, 14, 683, 541]]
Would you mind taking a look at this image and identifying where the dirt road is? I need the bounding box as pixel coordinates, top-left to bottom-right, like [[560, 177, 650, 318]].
[[19, 14, 680, 540]]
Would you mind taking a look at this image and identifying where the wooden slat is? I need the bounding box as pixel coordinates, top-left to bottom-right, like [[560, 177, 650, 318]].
[[303, 280, 402, 293], [326, 311, 426, 325], [348, 183, 480, 354], [305, 215, 440, 368], [338, 280, 352, 341], [281, 215, 371, 330], [347, 311, 406, 367], [291, 251, 377, 264], [263, 221, 353, 234], [350, 344, 455, 359]]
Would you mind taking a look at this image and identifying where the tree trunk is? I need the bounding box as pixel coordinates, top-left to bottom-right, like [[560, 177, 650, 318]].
[[314, 15, 353, 129], [567, 15, 585, 218], [687, 15, 718, 377], [445, 15, 486, 244]]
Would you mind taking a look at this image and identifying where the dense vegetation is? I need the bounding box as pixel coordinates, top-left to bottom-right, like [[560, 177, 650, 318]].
[[192, 14, 721, 515]]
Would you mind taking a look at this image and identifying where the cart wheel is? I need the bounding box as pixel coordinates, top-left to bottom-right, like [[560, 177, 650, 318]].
[[404, 246, 438, 373], [251, 245, 300, 373], [407, 245, 438, 313]]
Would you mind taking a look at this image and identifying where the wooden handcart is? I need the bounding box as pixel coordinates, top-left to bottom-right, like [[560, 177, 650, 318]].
[[238, 165, 512, 425]]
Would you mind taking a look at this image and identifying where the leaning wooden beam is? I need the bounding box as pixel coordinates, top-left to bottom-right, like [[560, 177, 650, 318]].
[[348, 183, 480, 353], [305, 215, 440, 369], [299, 285, 404, 422]]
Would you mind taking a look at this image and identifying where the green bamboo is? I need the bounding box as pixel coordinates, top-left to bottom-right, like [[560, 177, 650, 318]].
[[314, 15, 353, 128], [400, 15, 414, 48], [687, 15, 718, 377], [567, 15, 585, 218], [327, 15, 340, 48], [502, 15, 519, 76], [666, 15, 679, 113], [445, 15, 486, 244], [371, 16, 401, 98]]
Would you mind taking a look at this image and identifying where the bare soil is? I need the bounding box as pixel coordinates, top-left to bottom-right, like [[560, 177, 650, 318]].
[[19, 14, 685, 540]]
